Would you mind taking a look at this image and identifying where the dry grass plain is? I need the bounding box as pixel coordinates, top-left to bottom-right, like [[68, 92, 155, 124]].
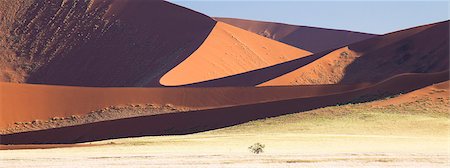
[[1, 95, 449, 168]]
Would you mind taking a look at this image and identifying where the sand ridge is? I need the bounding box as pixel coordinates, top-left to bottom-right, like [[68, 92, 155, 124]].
[[216, 17, 376, 53], [1, 71, 447, 144], [159, 21, 312, 86], [260, 20, 449, 86], [0, 81, 371, 130], [371, 80, 449, 106]]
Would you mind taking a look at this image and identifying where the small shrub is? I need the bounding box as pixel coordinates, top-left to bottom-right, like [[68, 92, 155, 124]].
[[248, 143, 265, 154]]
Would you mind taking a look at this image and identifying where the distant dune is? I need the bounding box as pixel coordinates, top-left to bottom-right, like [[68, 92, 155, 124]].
[[215, 17, 376, 53], [160, 21, 311, 86], [260, 21, 449, 86]]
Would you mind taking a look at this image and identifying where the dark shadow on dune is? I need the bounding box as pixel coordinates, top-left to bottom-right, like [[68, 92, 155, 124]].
[[216, 17, 376, 53], [280, 26, 375, 53], [184, 50, 332, 87], [21, 0, 215, 87], [338, 20, 449, 84], [1, 71, 447, 144]]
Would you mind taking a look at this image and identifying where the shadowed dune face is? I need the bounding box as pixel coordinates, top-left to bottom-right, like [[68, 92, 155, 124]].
[[0, 81, 368, 130], [0, 0, 215, 86], [260, 21, 449, 86], [215, 17, 376, 53], [159, 21, 311, 86], [1, 71, 448, 144]]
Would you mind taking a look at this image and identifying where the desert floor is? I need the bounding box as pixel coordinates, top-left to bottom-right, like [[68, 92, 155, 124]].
[[1, 99, 449, 168]]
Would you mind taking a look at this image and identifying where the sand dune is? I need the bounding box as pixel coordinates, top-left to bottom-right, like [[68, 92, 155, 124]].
[[0, 0, 215, 87], [1, 0, 448, 148], [216, 17, 376, 53], [183, 49, 332, 87], [1, 71, 447, 144], [260, 21, 449, 86], [0, 81, 368, 130], [1, 0, 315, 87], [159, 21, 312, 86], [372, 80, 449, 106]]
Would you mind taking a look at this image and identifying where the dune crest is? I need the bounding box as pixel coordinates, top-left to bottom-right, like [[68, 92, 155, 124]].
[[372, 80, 449, 106], [160, 22, 312, 86], [260, 21, 449, 86], [2, 71, 448, 144], [0, 81, 367, 130], [216, 17, 376, 53]]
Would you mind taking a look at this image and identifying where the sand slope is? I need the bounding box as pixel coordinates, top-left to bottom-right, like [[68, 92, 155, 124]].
[[0, 0, 215, 86], [1, 1, 315, 87], [1, 71, 447, 144], [159, 21, 312, 86], [372, 80, 449, 106], [260, 21, 449, 86], [216, 17, 376, 53], [0, 81, 367, 130]]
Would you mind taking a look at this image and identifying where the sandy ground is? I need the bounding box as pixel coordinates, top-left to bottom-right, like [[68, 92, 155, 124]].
[[2, 96, 448, 167], [1, 134, 448, 168]]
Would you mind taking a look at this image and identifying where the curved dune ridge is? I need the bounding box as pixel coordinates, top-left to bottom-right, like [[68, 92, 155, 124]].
[[0, 0, 215, 87], [260, 20, 449, 86], [215, 17, 376, 53], [0, 81, 368, 130], [159, 21, 312, 86], [372, 80, 449, 106], [1, 71, 448, 144]]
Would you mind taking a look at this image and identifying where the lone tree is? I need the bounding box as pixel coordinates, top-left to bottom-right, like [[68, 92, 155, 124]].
[[248, 143, 265, 154]]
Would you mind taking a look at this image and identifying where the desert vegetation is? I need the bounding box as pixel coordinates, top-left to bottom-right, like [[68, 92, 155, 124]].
[[248, 143, 265, 154]]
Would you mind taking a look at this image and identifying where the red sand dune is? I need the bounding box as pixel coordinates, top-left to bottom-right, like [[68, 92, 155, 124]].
[[372, 80, 449, 106], [1, 1, 449, 145], [1, 0, 313, 88], [260, 20, 449, 86], [180, 49, 333, 87], [159, 21, 312, 86], [1, 71, 447, 144], [216, 17, 376, 53], [0, 0, 215, 87], [0, 81, 368, 130]]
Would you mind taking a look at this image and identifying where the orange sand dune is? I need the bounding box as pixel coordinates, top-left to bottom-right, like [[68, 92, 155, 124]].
[[1, 71, 447, 144], [159, 21, 312, 86], [216, 17, 376, 53], [0, 82, 368, 130], [372, 80, 449, 106], [2, 0, 313, 87], [260, 21, 449, 86], [0, 0, 215, 87]]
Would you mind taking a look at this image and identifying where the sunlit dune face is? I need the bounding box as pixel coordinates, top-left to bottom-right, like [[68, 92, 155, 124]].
[[259, 46, 361, 86], [159, 22, 312, 86]]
